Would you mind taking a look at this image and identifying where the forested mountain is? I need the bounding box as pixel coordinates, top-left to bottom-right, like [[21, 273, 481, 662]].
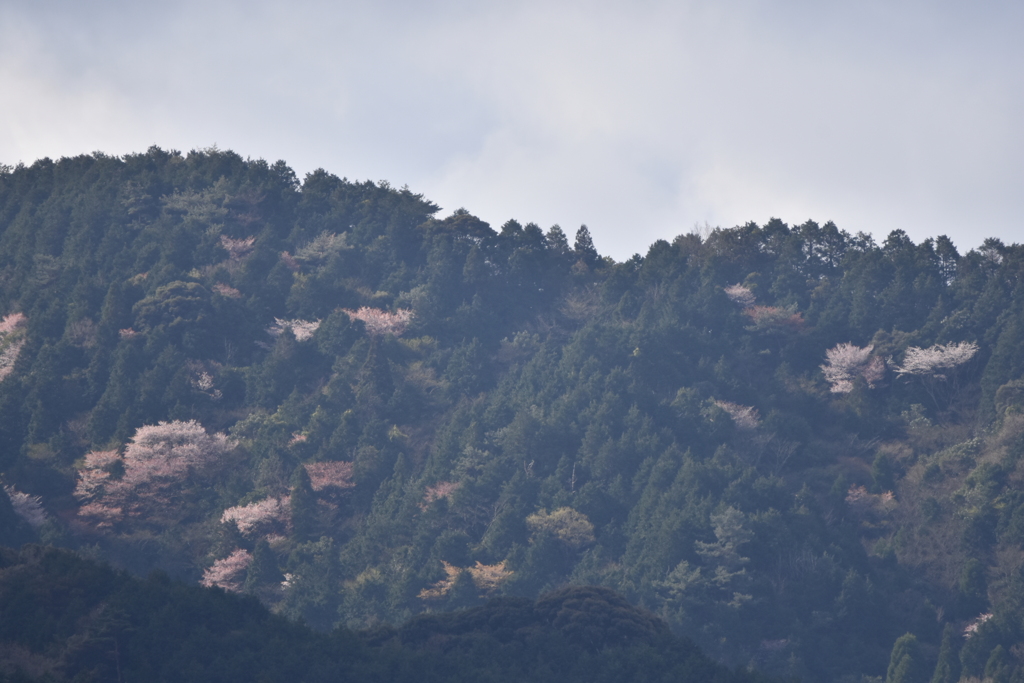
[[1, 147, 1023, 682], [1, 545, 762, 683]]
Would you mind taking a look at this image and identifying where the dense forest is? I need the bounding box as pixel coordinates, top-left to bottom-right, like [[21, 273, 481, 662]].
[[0, 544, 764, 683], [1, 147, 1023, 682]]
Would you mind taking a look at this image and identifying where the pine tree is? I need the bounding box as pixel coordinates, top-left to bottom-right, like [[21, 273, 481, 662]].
[[931, 624, 960, 683], [573, 225, 599, 266], [290, 465, 316, 543], [887, 633, 924, 683]]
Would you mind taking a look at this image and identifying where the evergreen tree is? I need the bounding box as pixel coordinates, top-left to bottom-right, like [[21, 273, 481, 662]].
[[574, 225, 599, 266], [887, 633, 925, 683], [931, 624, 960, 683]]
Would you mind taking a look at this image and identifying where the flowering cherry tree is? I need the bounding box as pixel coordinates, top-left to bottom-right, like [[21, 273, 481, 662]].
[[422, 481, 459, 506], [201, 548, 252, 592], [267, 318, 320, 342], [4, 486, 46, 527], [894, 341, 978, 379], [342, 307, 414, 337], [219, 235, 255, 262], [821, 343, 885, 393], [303, 461, 355, 492], [0, 312, 27, 381], [714, 400, 761, 430], [212, 283, 242, 299], [119, 420, 233, 489], [75, 421, 234, 525], [724, 284, 756, 308], [743, 306, 804, 332], [221, 497, 290, 536]]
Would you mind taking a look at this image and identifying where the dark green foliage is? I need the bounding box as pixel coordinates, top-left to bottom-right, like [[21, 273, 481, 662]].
[[0, 546, 769, 683], [931, 623, 960, 683], [887, 633, 925, 683], [3, 150, 1024, 682]]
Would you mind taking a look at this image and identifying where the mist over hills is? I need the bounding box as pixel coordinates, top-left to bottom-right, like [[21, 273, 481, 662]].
[[2, 148, 1024, 682]]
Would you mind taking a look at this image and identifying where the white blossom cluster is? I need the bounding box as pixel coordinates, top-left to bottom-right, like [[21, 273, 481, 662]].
[[219, 235, 256, 262], [724, 284, 756, 307], [821, 343, 885, 393], [304, 461, 355, 492], [714, 400, 760, 430], [0, 312, 28, 382], [894, 341, 978, 378], [267, 318, 321, 342], [343, 307, 414, 337], [221, 497, 290, 536], [201, 548, 252, 592], [76, 421, 234, 526], [5, 485, 46, 527]]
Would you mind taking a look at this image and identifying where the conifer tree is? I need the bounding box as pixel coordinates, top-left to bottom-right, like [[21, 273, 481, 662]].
[[887, 633, 924, 683], [573, 225, 599, 266], [931, 624, 959, 683], [290, 465, 316, 543]]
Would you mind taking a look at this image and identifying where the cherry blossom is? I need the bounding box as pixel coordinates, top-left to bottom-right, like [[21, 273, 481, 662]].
[[724, 284, 756, 307], [201, 549, 252, 592], [821, 343, 885, 393], [894, 342, 978, 378], [743, 306, 804, 332], [4, 486, 46, 527], [714, 400, 760, 430], [219, 235, 255, 261], [304, 462, 355, 492], [342, 307, 414, 337], [212, 283, 242, 299], [267, 318, 320, 342], [0, 312, 27, 381], [119, 420, 233, 488], [422, 481, 459, 505], [0, 312, 27, 334], [221, 497, 290, 536]]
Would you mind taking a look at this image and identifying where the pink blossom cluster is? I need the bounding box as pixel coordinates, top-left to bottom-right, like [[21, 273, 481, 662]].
[[75, 422, 233, 526], [219, 235, 256, 261], [894, 342, 978, 378], [186, 361, 222, 400], [964, 613, 993, 637], [4, 486, 46, 527], [0, 312, 28, 381], [821, 343, 885, 393], [304, 461, 355, 492], [0, 312, 27, 335], [212, 283, 242, 299], [342, 307, 414, 337], [724, 284, 756, 308], [221, 497, 290, 536], [77, 501, 124, 528], [714, 400, 760, 430], [743, 306, 804, 332], [119, 420, 233, 488], [845, 485, 896, 518], [279, 251, 301, 272], [267, 318, 321, 342], [422, 481, 459, 505], [201, 548, 252, 592], [74, 449, 120, 501]]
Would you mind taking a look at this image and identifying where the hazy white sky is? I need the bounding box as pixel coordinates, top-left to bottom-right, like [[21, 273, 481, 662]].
[[2, 0, 1022, 260]]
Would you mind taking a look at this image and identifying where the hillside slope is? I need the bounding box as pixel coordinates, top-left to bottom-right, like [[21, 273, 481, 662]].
[[2, 148, 1024, 681]]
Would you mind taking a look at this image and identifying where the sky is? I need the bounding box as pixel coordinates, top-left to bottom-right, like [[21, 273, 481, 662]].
[[2, 0, 1022, 260]]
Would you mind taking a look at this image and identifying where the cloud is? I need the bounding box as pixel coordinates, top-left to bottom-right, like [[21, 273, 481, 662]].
[[2, 0, 1021, 259]]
